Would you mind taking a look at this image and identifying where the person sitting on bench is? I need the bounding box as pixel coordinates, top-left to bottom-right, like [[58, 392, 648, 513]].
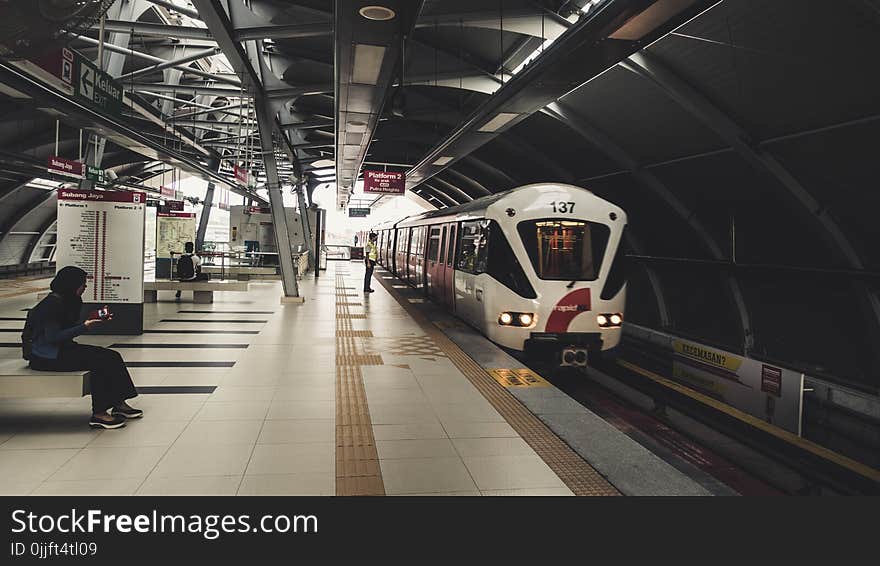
[[23, 266, 141, 429], [175, 241, 210, 299]]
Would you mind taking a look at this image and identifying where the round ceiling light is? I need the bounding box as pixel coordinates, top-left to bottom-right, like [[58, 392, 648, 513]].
[[359, 5, 396, 20]]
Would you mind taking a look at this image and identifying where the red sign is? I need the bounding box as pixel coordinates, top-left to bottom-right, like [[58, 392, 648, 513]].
[[234, 165, 249, 186], [158, 212, 195, 218], [32, 48, 75, 87], [761, 365, 782, 397], [247, 206, 271, 214], [363, 170, 405, 195], [48, 156, 85, 179], [163, 199, 184, 211], [160, 186, 175, 198], [58, 189, 146, 203]]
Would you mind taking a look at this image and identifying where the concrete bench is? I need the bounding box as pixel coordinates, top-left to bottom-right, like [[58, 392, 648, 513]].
[[202, 266, 278, 281], [144, 280, 249, 304], [0, 359, 90, 398]]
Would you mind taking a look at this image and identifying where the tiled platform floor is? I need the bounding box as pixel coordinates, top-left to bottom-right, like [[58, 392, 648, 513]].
[[0, 263, 575, 495]]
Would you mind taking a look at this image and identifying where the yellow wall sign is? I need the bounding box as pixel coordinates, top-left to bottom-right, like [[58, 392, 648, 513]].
[[489, 368, 551, 388], [673, 340, 743, 372]]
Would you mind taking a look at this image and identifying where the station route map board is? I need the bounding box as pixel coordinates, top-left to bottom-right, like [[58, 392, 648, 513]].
[[55, 189, 146, 303], [156, 212, 196, 259]]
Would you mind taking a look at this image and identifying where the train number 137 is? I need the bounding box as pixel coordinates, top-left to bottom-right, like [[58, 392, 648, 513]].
[[550, 201, 575, 213]]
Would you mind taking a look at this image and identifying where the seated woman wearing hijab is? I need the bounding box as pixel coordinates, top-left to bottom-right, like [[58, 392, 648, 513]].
[[26, 266, 141, 429]]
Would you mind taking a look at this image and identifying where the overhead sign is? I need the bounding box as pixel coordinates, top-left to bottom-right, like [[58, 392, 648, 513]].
[[234, 165, 249, 186], [160, 186, 176, 198], [348, 207, 370, 217], [48, 156, 84, 179], [85, 165, 105, 184], [247, 206, 271, 214], [363, 170, 405, 195], [75, 55, 123, 117]]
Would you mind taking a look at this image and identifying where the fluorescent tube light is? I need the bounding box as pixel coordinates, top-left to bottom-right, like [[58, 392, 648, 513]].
[[352, 44, 386, 85], [477, 112, 519, 133], [432, 156, 454, 166]]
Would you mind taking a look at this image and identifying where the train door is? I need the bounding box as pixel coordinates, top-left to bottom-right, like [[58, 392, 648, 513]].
[[443, 223, 456, 309], [425, 226, 442, 299]]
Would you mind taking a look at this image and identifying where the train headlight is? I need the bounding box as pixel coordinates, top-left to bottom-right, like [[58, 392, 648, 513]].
[[597, 313, 623, 327], [498, 312, 535, 327]]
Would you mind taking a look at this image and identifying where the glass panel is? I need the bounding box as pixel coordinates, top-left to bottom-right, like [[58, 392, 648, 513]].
[[517, 219, 610, 281], [487, 221, 536, 298]]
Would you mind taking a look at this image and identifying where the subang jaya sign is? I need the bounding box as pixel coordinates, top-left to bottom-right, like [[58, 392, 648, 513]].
[[363, 170, 405, 195]]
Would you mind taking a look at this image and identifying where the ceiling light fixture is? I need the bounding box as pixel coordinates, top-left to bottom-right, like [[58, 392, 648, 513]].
[[352, 44, 386, 85], [432, 156, 454, 166], [477, 112, 520, 133], [359, 6, 396, 21]]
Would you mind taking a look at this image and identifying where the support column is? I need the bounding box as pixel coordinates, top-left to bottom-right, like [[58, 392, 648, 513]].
[[255, 96, 300, 299], [196, 156, 221, 250], [296, 183, 314, 268]]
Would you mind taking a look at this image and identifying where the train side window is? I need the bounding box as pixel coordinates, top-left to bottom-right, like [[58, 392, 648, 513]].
[[600, 226, 629, 300], [427, 227, 441, 261], [457, 221, 488, 274], [447, 226, 455, 267], [439, 226, 447, 264], [487, 221, 537, 299]]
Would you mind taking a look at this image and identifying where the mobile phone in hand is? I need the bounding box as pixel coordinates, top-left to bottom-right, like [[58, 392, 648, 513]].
[[97, 306, 111, 320]]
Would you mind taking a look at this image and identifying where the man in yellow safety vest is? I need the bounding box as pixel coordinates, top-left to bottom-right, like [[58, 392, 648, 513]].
[[364, 232, 378, 293]]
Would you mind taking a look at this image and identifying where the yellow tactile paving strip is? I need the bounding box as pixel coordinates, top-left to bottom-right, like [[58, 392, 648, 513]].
[[0, 276, 50, 299], [375, 275, 620, 496], [335, 273, 386, 496]]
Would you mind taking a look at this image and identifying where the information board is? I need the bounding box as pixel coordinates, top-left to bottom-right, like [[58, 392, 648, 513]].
[[348, 207, 370, 217], [55, 189, 146, 304], [156, 212, 196, 259], [144, 205, 157, 282], [363, 170, 404, 195]]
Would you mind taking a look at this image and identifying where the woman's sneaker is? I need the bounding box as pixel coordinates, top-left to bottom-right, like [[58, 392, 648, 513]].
[[113, 404, 143, 419], [89, 414, 126, 429]]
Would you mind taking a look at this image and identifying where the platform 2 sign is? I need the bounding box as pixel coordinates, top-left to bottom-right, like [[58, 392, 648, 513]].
[[363, 170, 405, 195]]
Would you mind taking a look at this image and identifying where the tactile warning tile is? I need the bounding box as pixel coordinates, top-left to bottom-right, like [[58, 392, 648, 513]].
[[336, 330, 374, 338], [375, 277, 620, 496], [489, 368, 552, 388], [337, 354, 384, 366], [360, 336, 447, 358], [335, 274, 385, 496], [337, 302, 363, 306], [336, 313, 367, 319]]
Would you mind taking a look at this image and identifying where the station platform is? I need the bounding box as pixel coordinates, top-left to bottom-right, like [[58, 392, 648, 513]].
[[0, 264, 711, 496]]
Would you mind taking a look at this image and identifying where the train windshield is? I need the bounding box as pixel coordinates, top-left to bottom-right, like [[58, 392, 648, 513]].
[[517, 219, 610, 281]]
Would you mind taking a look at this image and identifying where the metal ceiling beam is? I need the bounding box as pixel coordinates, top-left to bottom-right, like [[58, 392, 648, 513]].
[[73, 35, 240, 86], [129, 82, 249, 97], [93, 20, 214, 40], [235, 23, 334, 41], [405, 0, 716, 190], [146, 0, 201, 20], [430, 175, 475, 202], [119, 46, 221, 81], [189, 0, 263, 93]]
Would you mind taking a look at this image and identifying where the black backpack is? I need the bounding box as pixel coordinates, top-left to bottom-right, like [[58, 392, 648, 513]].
[[21, 292, 58, 360], [21, 313, 34, 360], [177, 254, 195, 280]]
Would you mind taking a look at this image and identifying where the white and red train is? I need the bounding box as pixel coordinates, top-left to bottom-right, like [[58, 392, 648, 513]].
[[367, 183, 627, 366]]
